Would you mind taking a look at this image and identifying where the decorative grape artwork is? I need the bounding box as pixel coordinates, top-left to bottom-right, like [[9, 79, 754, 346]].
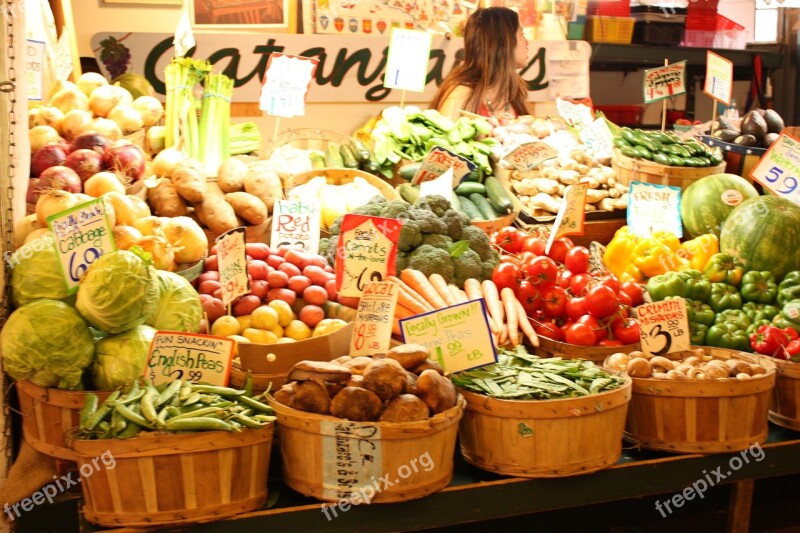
[[99, 36, 131, 78]]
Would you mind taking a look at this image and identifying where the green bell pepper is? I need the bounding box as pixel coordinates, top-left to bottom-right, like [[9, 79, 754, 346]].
[[677, 269, 712, 303], [646, 272, 688, 302], [740, 270, 778, 304], [713, 309, 752, 330], [746, 319, 773, 336], [704, 253, 745, 287], [772, 300, 800, 334], [709, 282, 743, 313], [778, 271, 800, 307], [706, 322, 751, 351], [690, 322, 709, 345], [742, 302, 779, 323], [685, 298, 715, 327]]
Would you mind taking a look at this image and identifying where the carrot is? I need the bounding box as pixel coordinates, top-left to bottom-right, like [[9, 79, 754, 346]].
[[387, 275, 433, 312], [429, 273, 457, 306], [481, 279, 505, 331], [400, 269, 447, 309], [395, 284, 431, 315], [515, 298, 539, 347], [463, 278, 484, 301], [448, 284, 468, 304], [501, 287, 520, 347], [394, 303, 415, 319], [392, 318, 402, 337]]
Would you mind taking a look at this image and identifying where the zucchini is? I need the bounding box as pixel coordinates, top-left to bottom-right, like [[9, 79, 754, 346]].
[[461, 169, 482, 182], [454, 181, 486, 196], [469, 193, 499, 220], [484, 176, 514, 214], [339, 144, 360, 169], [349, 137, 372, 162], [397, 162, 422, 181], [457, 194, 485, 220], [325, 144, 344, 168], [397, 183, 420, 204], [309, 152, 326, 169]]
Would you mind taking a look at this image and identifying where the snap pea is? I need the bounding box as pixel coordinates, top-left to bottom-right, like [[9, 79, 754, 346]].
[[243, 372, 253, 397], [156, 405, 171, 428], [116, 421, 142, 440], [113, 389, 144, 406], [182, 391, 202, 406], [83, 391, 121, 431], [164, 417, 236, 432], [168, 406, 225, 421], [79, 393, 99, 428], [140, 386, 159, 423], [155, 379, 182, 408], [178, 381, 193, 402], [111, 408, 127, 436], [231, 413, 266, 429], [97, 421, 112, 439], [237, 395, 273, 413], [115, 403, 153, 429], [189, 384, 245, 397]]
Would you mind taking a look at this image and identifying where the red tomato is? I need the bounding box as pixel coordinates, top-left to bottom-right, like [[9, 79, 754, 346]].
[[617, 290, 633, 308], [557, 269, 572, 289], [546, 237, 574, 264], [492, 261, 521, 293], [524, 256, 559, 286], [598, 338, 624, 347], [520, 235, 547, 256], [564, 322, 596, 346], [517, 280, 542, 317], [491, 227, 524, 254], [620, 281, 645, 307], [565, 296, 588, 322], [569, 273, 593, 297], [541, 285, 568, 319], [518, 251, 538, 265], [612, 318, 641, 345], [577, 314, 607, 343], [564, 246, 590, 275], [585, 285, 619, 319], [500, 254, 521, 266], [533, 319, 563, 342], [597, 274, 622, 294]]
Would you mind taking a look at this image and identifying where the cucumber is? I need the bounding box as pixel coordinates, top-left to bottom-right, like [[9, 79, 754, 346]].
[[361, 157, 380, 174], [349, 137, 372, 162], [667, 154, 685, 166], [397, 162, 422, 181], [461, 169, 482, 182], [454, 181, 486, 196], [339, 144, 359, 169], [309, 152, 326, 169], [325, 144, 344, 168], [397, 183, 420, 204], [620, 146, 640, 159], [653, 152, 671, 166], [469, 193, 499, 220], [613, 136, 632, 149], [484, 176, 514, 214], [457, 195, 485, 221]]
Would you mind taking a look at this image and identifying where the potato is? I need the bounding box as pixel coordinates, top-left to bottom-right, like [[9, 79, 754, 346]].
[[147, 177, 188, 217], [225, 191, 268, 225], [330, 387, 382, 421], [193, 182, 239, 235], [243, 162, 282, 214], [172, 159, 207, 203], [217, 157, 248, 192], [379, 394, 430, 422]]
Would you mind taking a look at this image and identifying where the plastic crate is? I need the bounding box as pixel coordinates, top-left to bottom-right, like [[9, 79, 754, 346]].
[[587, 0, 630, 17], [585, 16, 636, 43], [682, 15, 745, 49], [594, 105, 643, 126], [632, 20, 686, 45]]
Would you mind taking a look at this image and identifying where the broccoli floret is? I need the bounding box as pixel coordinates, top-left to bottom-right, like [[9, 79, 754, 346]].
[[351, 203, 384, 217], [394, 252, 408, 272], [318, 237, 330, 258], [410, 208, 448, 234], [328, 216, 344, 237], [366, 194, 388, 206], [460, 225, 494, 261], [442, 209, 469, 240], [481, 251, 500, 281], [398, 219, 423, 252], [453, 248, 482, 288], [406, 244, 454, 284], [414, 194, 452, 217], [421, 234, 453, 251], [380, 200, 412, 219]]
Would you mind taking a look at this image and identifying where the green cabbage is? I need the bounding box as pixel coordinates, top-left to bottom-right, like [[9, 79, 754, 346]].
[[91, 325, 156, 390], [76, 250, 159, 334], [10, 235, 73, 307], [145, 270, 203, 333], [0, 299, 95, 389]]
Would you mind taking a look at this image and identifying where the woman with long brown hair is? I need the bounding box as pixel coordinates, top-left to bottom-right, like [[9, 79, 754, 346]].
[[430, 7, 531, 121]]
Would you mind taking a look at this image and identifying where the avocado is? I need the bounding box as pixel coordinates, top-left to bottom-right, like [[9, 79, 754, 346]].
[[763, 132, 780, 148], [713, 128, 740, 142], [740, 111, 768, 141], [763, 109, 785, 134], [734, 134, 758, 147], [715, 115, 738, 133]]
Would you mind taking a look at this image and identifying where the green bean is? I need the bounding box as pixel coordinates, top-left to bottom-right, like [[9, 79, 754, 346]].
[[116, 421, 142, 439], [243, 372, 253, 397], [79, 393, 99, 428], [231, 413, 266, 429], [189, 384, 244, 397], [83, 390, 121, 431], [115, 403, 152, 429], [141, 386, 159, 423], [168, 406, 225, 421], [155, 379, 182, 408], [164, 417, 235, 432], [237, 394, 273, 413]]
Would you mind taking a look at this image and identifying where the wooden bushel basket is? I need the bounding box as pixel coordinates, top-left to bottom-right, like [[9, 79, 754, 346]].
[[768, 358, 800, 431], [457, 376, 632, 478], [534, 334, 640, 363], [229, 361, 284, 395], [15, 380, 112, 462], [70, 426, 275, 528], [623, 349, 776, 453], [611, 148, 726, 189], [267, 397, 464, 503]]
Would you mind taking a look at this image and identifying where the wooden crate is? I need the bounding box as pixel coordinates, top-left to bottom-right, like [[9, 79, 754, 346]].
[[71, 426, 274, 528], [769, 358, 800, 431], [612, 148, 726, 189], [457, 376, 632, 477], [267, 396, 464, 503]]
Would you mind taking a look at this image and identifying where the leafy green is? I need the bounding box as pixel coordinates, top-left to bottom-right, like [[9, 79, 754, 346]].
[[145, 270, 203, 333], [92, 325, 156, 390], [10, 235, 73, 307]]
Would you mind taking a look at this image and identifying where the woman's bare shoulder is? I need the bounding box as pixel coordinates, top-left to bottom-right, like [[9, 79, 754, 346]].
[[438, 85, 473, 119]]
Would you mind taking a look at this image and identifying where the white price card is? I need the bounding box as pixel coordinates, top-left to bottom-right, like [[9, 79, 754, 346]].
[[145, 331, 235, 386], [704, 51, 733, 106], [321, 421, 382, 503], [26, 39, 45, 101], [335, 215, 403, 298], [47, 198, 115, 294], [55, 29, 74, 82], [502, 141, 558, 171], [419, 166, 455, 200], [627, 181, 683, 238], [271, 199, 321, 254], [579, 117, 615, 158], [750, 132, 800, 205], [173, 10, 195, 58], [350, 281, 399, 356], [259, 53, 319, 117], [636, 299, 690, 356], [545, 183, 588, 254], [556, 97, 594, 130], [400, 299, 497, 374], [216, 227, 250, 306], [411, 145, 476, 185], [383, 28, 432, 92], [643, 61, 686, 103]]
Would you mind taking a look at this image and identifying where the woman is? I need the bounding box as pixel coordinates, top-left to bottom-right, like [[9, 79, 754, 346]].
[[430, 7, 530, 121]]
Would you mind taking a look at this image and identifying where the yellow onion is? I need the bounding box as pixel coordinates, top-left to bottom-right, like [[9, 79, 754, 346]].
[[161, 216, 208, 264]]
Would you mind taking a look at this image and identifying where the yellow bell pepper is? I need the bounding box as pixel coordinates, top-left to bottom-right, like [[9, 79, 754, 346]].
[[651, 230, 681, 252], [676, 233, 719, 272], [603, 226, 639, 279], [620, 263, 645, 283], [632, 237, 686, 278]]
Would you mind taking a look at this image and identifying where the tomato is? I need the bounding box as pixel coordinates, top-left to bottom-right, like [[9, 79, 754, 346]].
[[598, 338, 624, 347], [612, 318, 641, 345], [564, 245, 590, 275], [491, 227, 524, 254], [565, 296, 588, 322], [557, 269, 572, 289], [585, 285, 619, 319], [541, 285, 568, 319], [564, 322, 596, 346], [492, 261, 521, 293], [620, 281, 645, 307], [520, 234, 547, 256], [577, 314, 607, 343], [569, 273, 593, 297], [500, 254, 521, 266], [546, 237, 574, 264], [617, 290, 633, 308], [597, 274, 622, 294], [516, 279, 542, 316], [524, 256, 559, 286], [533, 319, 563, 342], [518, 251, 538, 265]]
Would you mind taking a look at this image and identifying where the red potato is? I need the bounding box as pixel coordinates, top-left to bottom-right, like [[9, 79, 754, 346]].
[[200, 295, 225, 325], [266, 270, 289, 288], [197, 271, 220, 284], [302, 265, 329, 287], [304, 255, 328, 269], [204, 255, 219, 271], [266, 255, 284, 269], [198, 279, 222, 295], [249, 279, 269, 300], [299, 305, 325, 328], [324, 279, 338, 302], [233, 294, 262, 316], [287, 275, 312, 294], [284, 248, 310, 269], [247, 259, 270, 280], [278, 262, 302, 278], [337, 295, 360, 308], [199, 319, 208, 334], [209, 245, 218, 255], [275, 246, 290, 257], [303, 285, 328, 306], [267, 288, 296, 306], [212, 288, 223, 300], [245, 242, 271, 261], [324, 264, 334, 273]]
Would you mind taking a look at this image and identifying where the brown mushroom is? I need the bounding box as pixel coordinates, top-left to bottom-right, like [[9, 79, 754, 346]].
[[362, 358, 407, 402], [342, 356, 374, 375], [649, 356, 675, 373], [293, 380, 331, 415], [330, 387, 383, 421], [331, 355, 352, 365], [416, 369, 457, 414], [405, 371, 418, 395], [379, 394, 430, 422], [273, 382, 297, 408], [726, 359, 752, 377], [665, 369, 687, 380], [387, 344, 430, 370], [411, 359, 445, 376], [703, 364, 729, 380], [605, 353, 630, 372], [346, 374, 365, 388], [626, 357, 652, 378], [287, 360, 352, 383], [750, 364, 767, 376]]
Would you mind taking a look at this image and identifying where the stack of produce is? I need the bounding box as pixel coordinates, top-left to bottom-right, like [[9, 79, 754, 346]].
[[487, 115, 579, 157], [285, 174, 388, 230], [707, 108, 785, 149], [613, 127, 723, 167], [605, 347, 769, 380], [397, 176, 515, 224]]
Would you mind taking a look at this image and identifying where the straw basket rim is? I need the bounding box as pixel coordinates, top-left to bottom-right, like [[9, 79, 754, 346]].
[[611, 148, 728, 185]]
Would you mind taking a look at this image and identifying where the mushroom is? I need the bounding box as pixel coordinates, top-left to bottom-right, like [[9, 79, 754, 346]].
[[626, 357, 653, 378], [273, 382, 297, 408], [387, 343, 430, 370], [736, 373, 752, 380], [379, 394, 430, 422], [345, 374, 365, 388], [703, 364, 729, 380], [686, 367, 706, 380], [412, 359, 445, 376], [649, 356, 675, 373], [652, 372, 668, 380], [605, 353, 630, 372], [726, 359, 752, 377], [287, 360, 352, 383], [405, 371, 418, 395], [362, 358, 407, 402], [330, 387, 383, 421], [342, 356, 374, 375], [416, 369, 457, 414], [665, 369, 687, 380], [293, 380, 332, 415], [750, 364, 767, 376]]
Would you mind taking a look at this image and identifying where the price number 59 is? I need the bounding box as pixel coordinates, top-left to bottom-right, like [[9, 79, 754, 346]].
[[766, 166, 798, 196]]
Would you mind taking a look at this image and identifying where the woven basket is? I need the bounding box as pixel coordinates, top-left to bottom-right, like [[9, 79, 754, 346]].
[[769, 358, 800, 431], [612, 148, 727, 189], [262, 128, 352, 160]]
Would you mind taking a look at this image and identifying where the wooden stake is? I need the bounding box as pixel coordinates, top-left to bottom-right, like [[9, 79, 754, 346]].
[[272, 116, 281, 142], [399, 90, 407, 109], [661, 59, 668, 132]]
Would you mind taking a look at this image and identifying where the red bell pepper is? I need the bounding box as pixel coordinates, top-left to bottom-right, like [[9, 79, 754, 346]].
[[785, 339, 800, 361], [750, 324, 792, 357]]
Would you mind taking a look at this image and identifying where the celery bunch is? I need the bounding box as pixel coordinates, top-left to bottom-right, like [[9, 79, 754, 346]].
[[164, 57, 211, 156], [198, 73, 234, 176], [228, 122, 262, 156]]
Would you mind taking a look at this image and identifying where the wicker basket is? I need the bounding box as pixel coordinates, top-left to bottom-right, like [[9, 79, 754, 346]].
[[267, 396, 464, 503], [284, 167, 398, 200], [621, 348, 776, 453], [71, 426, 275, 528], [769, 358, 800, 431], [457, 375, 632, 477], [612, 148, 727, 189]]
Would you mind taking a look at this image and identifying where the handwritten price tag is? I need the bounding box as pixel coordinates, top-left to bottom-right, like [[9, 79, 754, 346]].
[[545, 183, 588, 254], [411, 146, 476, 185], [145, 331, 235, 386], [47, 198, 115, 294], [173, 10, 196, 57], [260, 53, 319, 117], [383, 28, 432, 92], [26, 39, 45, 101], [579, 117, 615, 158], [321, 421, 382, 502], [636, 299, 690, 356], [750, 132, 800, 205], [556, 97, 594, 130], [627, 181, 683, 237], [704, 51, 733, 106], [216, 227, 249, 306], [335, 215, 402, 298], [400, 299, 496, 374], [350, 281, 399, 356], [643, 61, 686, 103], [502, 141, 558, 171], [271, 199, 321, 254]]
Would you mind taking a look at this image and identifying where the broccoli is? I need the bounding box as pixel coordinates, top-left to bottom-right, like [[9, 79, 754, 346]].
[[398, 219, 423, 252], [351, 203, 384, 217], [414, 194, 452, 218], [453, 248, 482, 287], [442, 209, 469, 241], [421, 233, 453, 251], [481, 252, 500, 281], [406, 244, 454, 284], [328, 216, 344, 237], [379, 200, 412, 219], [318, 237, 330, 258], [460, 224, 494, 261], [366, 194, 388, 206], [409, 208, 448, 235], [394, 252, 408, 272]]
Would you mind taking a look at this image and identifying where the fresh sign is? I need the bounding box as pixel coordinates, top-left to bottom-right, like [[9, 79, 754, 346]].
[[750, 132, 800, 205], [643, 61, 686, 103], [627, 181, 682, 237], [146, 331, 235, 386]]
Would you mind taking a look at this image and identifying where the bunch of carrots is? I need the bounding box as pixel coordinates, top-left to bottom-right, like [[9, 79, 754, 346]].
[[388, 269, 539, 348]]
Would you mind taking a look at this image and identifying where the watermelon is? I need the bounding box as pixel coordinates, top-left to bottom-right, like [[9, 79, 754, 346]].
[[680, 173, 759, 239], [719, 195, 800, 281]]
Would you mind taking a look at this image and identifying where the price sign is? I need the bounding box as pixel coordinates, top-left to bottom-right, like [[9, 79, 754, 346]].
[[627, 181, 682, 237], [335, 215, 402, 298], [216, 227, 249, 306], [411, 146, 476, 185], [47, 198, 115, 294], [173, 10, 195, 57], [750, 132, 800, 205], [419, 166, 455, 200], [635, 299, 690, 356], [579, 117, 615, 158], [259, 53, 319, 117], [556, 97, 594, 130], [26, 39, 45, 101], [400, 299, 497, 374], [545, 183, 588, 254], [383, 28, 432, 92], [643, 61, 686, 103], [145, 331, 235, 386], [502, 141, 558, 171], [271, 199, 321, 254], [321, 421, 382, 502], [350, 281, 399, 356], [704, 51, 734, 106], [54, 29, 74, 81]]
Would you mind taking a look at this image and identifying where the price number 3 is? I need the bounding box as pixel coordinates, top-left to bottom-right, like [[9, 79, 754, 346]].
[[766, 166, 798, 195], [645, 319, 683, 356]]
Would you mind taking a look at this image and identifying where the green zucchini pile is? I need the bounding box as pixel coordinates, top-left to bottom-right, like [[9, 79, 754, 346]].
[[307, 137, 382, 175], [396, 175, 514, 222], [614, 127, 724, 168]]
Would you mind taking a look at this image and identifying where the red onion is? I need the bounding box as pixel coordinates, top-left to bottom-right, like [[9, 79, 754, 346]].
[[37, 166, 82, 194], [31, 143, 69, 177], [102, 140, 146, 184], [70, 131, 108, 154], [64, 149, 104, 183], [26, 178, 42, 205]]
